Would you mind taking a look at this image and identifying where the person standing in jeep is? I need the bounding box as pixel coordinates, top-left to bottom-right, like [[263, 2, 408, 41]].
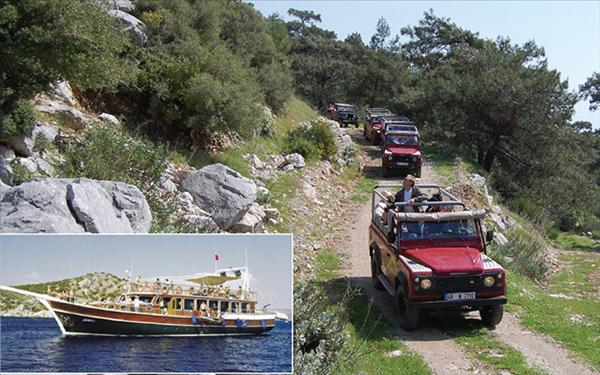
[[384, 175, 426, 213]]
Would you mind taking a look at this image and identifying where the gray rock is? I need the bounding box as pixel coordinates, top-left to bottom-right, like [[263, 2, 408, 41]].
[[31, 122, 59, 147], [181, 163, 257, 230], [107, 0, 134, 11], [0, 179, 84, 233], [3, 135, 33, 157], [257, 186, 270, 201], [34, 157, 55, 176], [470, 173, 487, 188], [0, 156, 13, 185], [67, 178, 134, 233], [0, 145, 15, 161], [17, 157, 38, 173], [281, 164, 294, 172], [160, 177, 177, 193], [0, 179, 10, 199], [493, 232, 509, 246], [285, 153, 305, 168], [97, 181, 152, 233], [58, 108, 88, 130], [99, 113, 120, 126], [263, 207, 280, 220], [489, 213, 506, 232], [250, 154, 264, 169], [50, 81, 77, 105], [0, 178, 151, 233], [33, 98, 71, 114], [184, 215, 221, 233], [107, 9, 146, 46], [231, 211, 262, 233]]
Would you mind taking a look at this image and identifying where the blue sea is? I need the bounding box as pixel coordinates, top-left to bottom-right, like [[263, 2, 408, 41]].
[[0, 317, 292, 373]]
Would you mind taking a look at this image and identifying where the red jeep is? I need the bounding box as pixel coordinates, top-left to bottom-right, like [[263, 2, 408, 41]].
[[369, 184, 507, 330], [382, 130, 423, 178], [363, 108, 392, 144]]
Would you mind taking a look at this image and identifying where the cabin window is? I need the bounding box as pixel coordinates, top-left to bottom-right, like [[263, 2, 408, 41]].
[[231, 302, 238, 313], [241, 303, 248, 312], [175, 298, 182, 310], [184, 299, 194, 310], [209, 300, 218, 311], [220, 301, 229, 312], [198, 300, 207, 310], [140, 296, 153, 303]]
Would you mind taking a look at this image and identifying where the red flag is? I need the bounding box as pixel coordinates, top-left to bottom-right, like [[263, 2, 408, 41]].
[[215, 254, 220, 261]]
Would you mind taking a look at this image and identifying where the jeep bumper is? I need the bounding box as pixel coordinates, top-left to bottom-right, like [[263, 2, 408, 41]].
[[409, 296, 507, 310]]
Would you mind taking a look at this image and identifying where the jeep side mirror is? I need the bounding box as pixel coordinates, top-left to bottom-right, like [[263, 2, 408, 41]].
[[485, 230, 494, 243]]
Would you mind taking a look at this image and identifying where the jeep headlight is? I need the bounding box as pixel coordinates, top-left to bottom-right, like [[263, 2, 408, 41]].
[[483, 276, 495, 287], [420, 279, 432, 289]]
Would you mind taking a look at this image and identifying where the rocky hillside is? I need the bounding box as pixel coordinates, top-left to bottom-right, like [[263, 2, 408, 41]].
[[0, 272, 126, 317]]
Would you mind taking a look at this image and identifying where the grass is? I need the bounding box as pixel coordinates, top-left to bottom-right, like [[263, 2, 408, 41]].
[[506, 259, 600, 370], [553, 232, 599, 251], [422, 141, 487, 184], [312, 248, 431, 374], [450, 327, 546, 375], [315, 249, 344, 282]]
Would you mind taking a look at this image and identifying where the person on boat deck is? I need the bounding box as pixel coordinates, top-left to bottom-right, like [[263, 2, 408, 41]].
[[160, 298, 167, 314], [68, 289, 74, 302], [133, 296, 141, 312], [189, 286, 195, 294], [153, 278, 161, 293], [200, 301, 207, 316]]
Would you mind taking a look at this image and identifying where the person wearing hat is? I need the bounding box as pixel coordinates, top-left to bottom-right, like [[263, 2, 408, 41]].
[[384, 174, 426, 213]]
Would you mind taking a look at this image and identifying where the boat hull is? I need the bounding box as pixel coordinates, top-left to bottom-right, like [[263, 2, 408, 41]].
[[54, 311, 273, 336], [49, 300, 275, 336]]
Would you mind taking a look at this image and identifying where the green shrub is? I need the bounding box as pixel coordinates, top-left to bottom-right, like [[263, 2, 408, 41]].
[[60, 126, 165, 188], [284, 122, 337, 161], [294, 281, 353, 375], [1, 100, 36, 138], [490, 226, 549, 280], [10, 159, 37, 185]]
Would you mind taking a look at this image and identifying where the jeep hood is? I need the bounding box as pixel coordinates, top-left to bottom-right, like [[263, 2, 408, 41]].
[[404, 247, 483, 276], [385, 145, 421, 155]]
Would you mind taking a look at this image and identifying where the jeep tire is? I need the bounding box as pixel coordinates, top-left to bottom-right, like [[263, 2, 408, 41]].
[[394, 286, 418, 330], [480, 305, 503, 328], [371, 252, 384, 290]]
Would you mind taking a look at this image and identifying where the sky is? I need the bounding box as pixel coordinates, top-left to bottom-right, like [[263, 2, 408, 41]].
[[250, 0, 600, 129], [0, 234, 292, 310]]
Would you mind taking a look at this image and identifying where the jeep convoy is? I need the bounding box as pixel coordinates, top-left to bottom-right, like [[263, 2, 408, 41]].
[[323, 101, 359, 127], [369, 184, 507, 330]]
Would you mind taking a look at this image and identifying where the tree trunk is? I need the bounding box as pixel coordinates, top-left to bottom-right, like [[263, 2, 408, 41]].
[[482, 139, 499, 171]]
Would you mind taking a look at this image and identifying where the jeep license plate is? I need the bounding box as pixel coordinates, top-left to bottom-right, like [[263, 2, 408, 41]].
[[395, 162, 409, 166], [444, 292, 476, 301]]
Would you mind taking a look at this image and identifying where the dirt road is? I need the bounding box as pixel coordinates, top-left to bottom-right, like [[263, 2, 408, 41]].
[[338, 127, 596, 375]]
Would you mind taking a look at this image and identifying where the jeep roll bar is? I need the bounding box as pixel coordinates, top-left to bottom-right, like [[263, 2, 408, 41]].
[[371, 184, 464, 213]]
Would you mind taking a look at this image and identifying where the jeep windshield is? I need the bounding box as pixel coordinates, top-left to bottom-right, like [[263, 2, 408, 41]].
[[336, 105, 354, 113], [399, 220, 478, 241], [386, 135, 418, 145], [385, 124, 417, 133]]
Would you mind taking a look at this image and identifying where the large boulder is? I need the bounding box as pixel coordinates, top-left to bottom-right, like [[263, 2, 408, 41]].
[[58, 108, 88, 130], [107, 9, 146, 46], [66, 179, 134, 233], [0, 179, 84, 233], [49, 81, 77, 106], [0, 156, 12, 185], [0, 178, 151, 233], [181, 163, 257, 230], [98, 180, 152, 232]]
